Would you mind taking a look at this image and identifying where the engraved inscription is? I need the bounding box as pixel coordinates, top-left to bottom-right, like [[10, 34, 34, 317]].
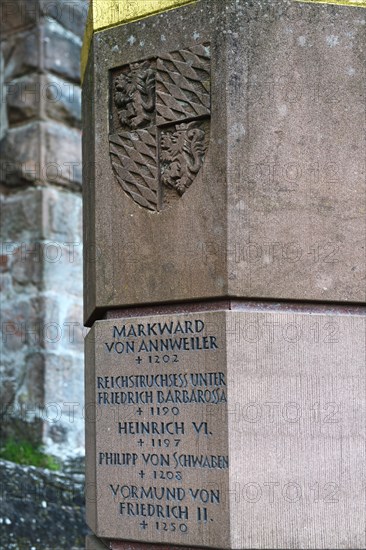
[[109, 44, 211, 211], [86, 313, 229, 546]]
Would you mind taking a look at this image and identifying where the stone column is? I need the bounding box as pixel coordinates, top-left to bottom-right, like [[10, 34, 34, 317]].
[[83, 0, 366, 548], [0, 0, 88, 460]]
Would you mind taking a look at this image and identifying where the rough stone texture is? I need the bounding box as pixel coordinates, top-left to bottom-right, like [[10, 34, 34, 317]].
[[43, 73, 82, 128], [40, 0, 89, 38], [0, 188, 84, 458], [0, 1, 40, 36], [85, 306, 366, 548], [44, 121, 82, 187], [1, 28, 39, 79], [0, 1, 84, 188], [1, 20, 82, 84], [44, 18, 82, 83], [0, 0, 86, 460], [83, 0, 366, 325], [0, 119, 82, 189], [0, 459, 88, 550], [5, 74, 40, 123], [0, 122, 41, 186], [5, 73, 81, 128], [0, 0, 88, 39]]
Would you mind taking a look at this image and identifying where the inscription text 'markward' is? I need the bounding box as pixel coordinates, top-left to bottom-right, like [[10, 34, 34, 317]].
[[105, 319, 219, 355]]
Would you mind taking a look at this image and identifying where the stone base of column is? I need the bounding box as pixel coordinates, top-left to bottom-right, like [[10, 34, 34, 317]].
[[86, 536, 203, 549], [85, 302, 365, 549]]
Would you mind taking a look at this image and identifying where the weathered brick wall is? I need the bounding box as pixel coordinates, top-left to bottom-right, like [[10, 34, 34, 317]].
[[0, 0, 89, 460]]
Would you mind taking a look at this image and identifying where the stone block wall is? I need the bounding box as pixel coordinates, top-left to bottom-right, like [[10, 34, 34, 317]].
[[0, 0, 88, 460]]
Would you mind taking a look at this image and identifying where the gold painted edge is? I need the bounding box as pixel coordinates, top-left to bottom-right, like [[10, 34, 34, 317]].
[[81, 0, 196, 83], [92, 0, 196, 32], [81, 0, 366, 83], [81, 11, 93, 82]]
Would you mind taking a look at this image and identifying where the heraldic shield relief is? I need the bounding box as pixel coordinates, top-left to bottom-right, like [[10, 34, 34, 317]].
[[109, 44, 211, 211]]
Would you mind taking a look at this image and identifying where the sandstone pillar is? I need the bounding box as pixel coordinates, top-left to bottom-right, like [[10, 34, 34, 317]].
[[82, 0, 366, 548]]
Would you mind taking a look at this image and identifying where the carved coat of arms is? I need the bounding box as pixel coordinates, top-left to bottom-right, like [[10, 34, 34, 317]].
[[109, 44, 211, 211]]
